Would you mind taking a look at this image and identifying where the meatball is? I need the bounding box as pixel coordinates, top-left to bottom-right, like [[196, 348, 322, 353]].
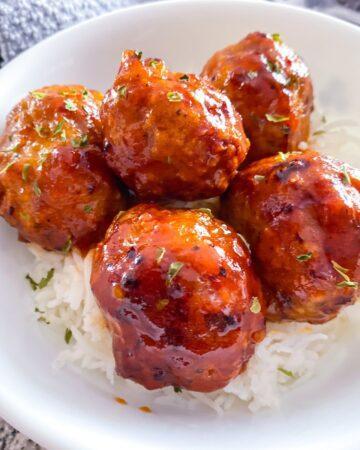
[[222, 151, 360, 324], [100, 50, 249, 201], [0, 85, 125, 251], [91, 204, 265, 392], [202, 32, 313, 163]]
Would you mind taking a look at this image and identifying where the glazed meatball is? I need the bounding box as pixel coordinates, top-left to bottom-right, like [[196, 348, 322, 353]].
[[100, 50, 249, 201], [0, 85, 125, 251], [202, 32, 313, 163], [91, 204, 265, 392], [222, 151, 360, 324]]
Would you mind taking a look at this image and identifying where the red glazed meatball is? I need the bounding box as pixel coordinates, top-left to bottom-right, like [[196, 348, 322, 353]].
[[202, 32, 313, 163], [100, 50, 249, 201], [91, 204, 265, 392], [0, 85, 125, 252], [222, 151, 360, 324]]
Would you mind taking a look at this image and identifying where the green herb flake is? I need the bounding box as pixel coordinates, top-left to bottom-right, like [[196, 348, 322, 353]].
[[173, 386, 182, 393], [253, 174, 265, 183], [248, 71, 258, 80], [62, 238, 73, 254], [198, 208, 213, 217], [135, 50, 143, 59], [267, 60, 281, 74], [64, 99, 77, 111], [265, 113, 289, 123], [34, 307, 45, 314], [331, 260, 350, 281], [25, 274, 38, 291], [155, 247, 166, 264], [250, 296, 261, 314], [117, 85, 127, 98], [272, 33, 282, 43], [82, 89, 89, 97], [71, 134, 88, 148], [149, 60, 159, 68], [31, 91, 46, 99], [179, 74, 189, 81], [278, 151, 288, 161], [33, 181, 41, 197], [53, 120, 64, 136], [22, 163, 31, 181], [65, 328, 73, 344], [278, 367, 295, 378], [341, 165, 351, 186], [296, 252, 313, 262], [156, 298, 169, 311], [34, 124, 46, 137], [337, 280, 358, 289], [38, 268, 55, 289], [313, 130, 325, 136], [38, 316, 50, 325], [0, 161, 15, 175], [166, 261, 184, 285], [167, 91, 183, 102], [60, 129, 67, 142], [26, 268, 55, 291], [83, 204, 93, 213]]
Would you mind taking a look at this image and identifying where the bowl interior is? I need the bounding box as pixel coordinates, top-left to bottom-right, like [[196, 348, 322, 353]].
[[0, 1, 359, 449]]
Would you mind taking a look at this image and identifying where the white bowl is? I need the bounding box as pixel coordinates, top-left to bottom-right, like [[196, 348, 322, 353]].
[[0, 1, 359, 449]]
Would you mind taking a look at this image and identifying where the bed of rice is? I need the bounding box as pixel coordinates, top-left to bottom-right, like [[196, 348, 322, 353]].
[[25, 112, 360, 415]]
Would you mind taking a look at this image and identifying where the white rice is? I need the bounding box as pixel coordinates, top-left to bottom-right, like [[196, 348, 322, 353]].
[[25, 112, 360, 414]]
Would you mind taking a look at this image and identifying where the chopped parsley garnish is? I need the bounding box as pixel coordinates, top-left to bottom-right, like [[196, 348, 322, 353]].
[[53, 120, 64, 136], [64, 99, 77, 111], [167, 91, 183, 102], [82, 89, 89, 97], [179, 74, 189, 81], [173, 386, 182, 393], [331, 260, 358, 289], [38, 316, 50, 325], [34, 307, 45, 314], [149, 60, 159, 68], [135, 50, 143, 59], [198, 208, 213, 217], [313, 130, 325, 136], [83, 204, 93, 213], [31, 91, 46, 99], [156, 299, 169, 311], [296, 252, 312, 262], [247, 71, 258, 80], [250, 296, 261, 314], [64, 328, 73, 344], [34, 124, 46, 137], [155, 247, 166, 264], [253, 174, 265, 183], [22, 163, 31, 182], [278, 367, 295, 378], [272, 33, 282, 43], [26, 268, 55, 291], [337, 280, 358, 289], [267, 60, 281, 73], [60, 130, 67, 142], [117, 85, 127, 98], [0, 161, 15, 175], [62, 238, 72, 254], [265, 113, 289, 123], [341, 165, 351, 186], [33, 181, 41, 196], [166, 261, 184, 285], [71, 134, 88, 148]]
